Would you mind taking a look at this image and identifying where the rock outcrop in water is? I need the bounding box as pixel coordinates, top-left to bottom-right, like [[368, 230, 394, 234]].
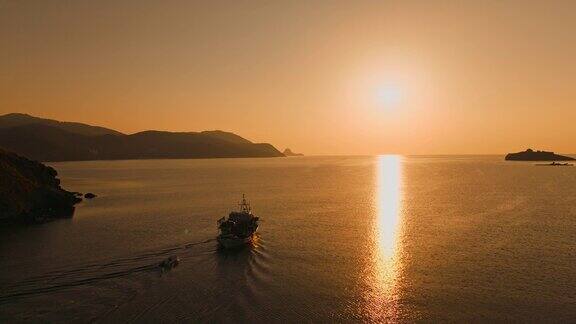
[[0, 149, 81, 224], [283, 148, 304, 156], [0, 113, 285, 162], [505, 149, 575, 161], [84, 193, 97, 199]]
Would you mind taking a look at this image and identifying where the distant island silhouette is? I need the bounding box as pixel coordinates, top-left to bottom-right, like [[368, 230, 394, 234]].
[[283, 148, 304, 156], [0, 113, 285, 162], [505, 148, 575, 161]]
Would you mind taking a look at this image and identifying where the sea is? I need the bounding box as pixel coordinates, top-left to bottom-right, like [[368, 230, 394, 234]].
[[1, 155, 575, 322]]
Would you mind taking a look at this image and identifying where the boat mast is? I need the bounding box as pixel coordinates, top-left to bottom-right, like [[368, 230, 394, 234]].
[[239, 194, 251, 213]]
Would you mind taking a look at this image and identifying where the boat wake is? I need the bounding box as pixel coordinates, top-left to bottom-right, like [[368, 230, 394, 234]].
[[94, 237, 273, 322], [0, 238, 215, 304]]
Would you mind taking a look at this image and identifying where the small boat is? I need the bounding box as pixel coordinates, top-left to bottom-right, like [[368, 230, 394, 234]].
[[217, 195, 259, 249], [535, 162, 574, 166], [159, 256, 180, 272]]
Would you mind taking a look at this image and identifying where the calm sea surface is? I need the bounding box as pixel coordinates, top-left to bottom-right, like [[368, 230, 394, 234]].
[[1, 156, 576, 322]]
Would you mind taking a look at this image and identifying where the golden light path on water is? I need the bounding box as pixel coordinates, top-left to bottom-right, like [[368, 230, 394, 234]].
[[364, 155, 404, 322]]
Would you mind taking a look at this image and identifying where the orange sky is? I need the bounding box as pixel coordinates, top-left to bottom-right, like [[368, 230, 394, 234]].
[[2, 1, 576, 155]]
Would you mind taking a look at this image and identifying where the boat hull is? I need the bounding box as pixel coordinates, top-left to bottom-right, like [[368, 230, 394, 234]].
[[217, 234, 254, 249]]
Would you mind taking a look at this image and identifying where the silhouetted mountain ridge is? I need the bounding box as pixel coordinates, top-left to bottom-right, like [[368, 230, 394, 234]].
[[0, 114, 284, 161], [199, 130, 252, 144], [0, 113, 123, 136]]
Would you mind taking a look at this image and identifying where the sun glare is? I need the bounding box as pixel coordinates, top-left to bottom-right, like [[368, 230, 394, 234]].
[[362, 155, 404, 321], [376, 85, 403, 109], [376, 155, 402, 258]]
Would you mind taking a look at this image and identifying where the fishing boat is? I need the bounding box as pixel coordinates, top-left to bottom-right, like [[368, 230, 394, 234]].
[[217, 195, 259, 249]]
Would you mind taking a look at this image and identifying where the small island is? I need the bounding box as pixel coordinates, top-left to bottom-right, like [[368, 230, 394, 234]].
[[283, 148, 304, 156], [505, 148, 575, 161]]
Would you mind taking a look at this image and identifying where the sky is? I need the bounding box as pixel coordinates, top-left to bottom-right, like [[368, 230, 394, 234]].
[[2, 0, 576, 155]]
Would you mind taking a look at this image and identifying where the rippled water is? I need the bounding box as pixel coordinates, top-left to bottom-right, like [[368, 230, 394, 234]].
[[1, 156, 576, 322]]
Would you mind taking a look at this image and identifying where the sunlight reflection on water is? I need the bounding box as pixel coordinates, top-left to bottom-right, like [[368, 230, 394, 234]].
[[365, 155, 404, 322]]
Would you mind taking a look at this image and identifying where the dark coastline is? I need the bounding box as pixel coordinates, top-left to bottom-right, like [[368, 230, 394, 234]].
[[0, 149, 81, 225]]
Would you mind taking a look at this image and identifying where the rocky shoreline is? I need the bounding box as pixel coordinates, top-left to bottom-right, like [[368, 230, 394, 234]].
[[0, 149, 82, 225]]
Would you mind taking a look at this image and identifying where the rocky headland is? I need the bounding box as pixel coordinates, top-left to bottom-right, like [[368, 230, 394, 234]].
[[0, 149, 81, 224]]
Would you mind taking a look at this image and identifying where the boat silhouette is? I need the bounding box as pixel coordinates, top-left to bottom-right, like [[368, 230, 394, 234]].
[[217, 195, 260, 249]]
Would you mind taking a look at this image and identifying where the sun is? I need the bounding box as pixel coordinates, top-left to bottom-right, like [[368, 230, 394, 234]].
[[376, 85, 403, 109]]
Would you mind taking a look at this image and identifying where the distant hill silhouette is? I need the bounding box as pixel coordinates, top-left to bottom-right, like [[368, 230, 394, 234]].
[[199, 130, 253, 145], [0, 114, 285, 162], [283, 148, 304, 156], [0, 113, 123, 136], [505, 149, 575, 161]]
